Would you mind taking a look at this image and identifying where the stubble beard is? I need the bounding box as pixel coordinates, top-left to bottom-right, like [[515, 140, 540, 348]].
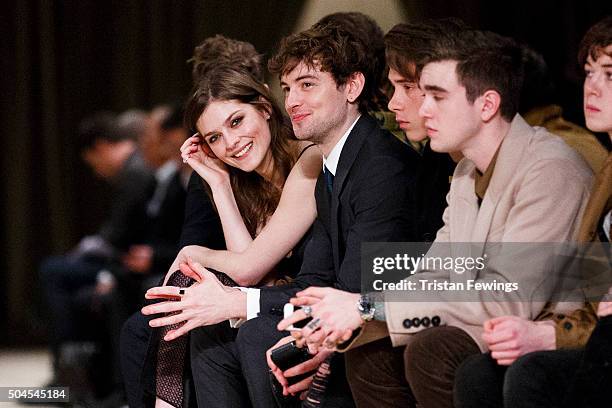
[[294, 117, 337, 146]]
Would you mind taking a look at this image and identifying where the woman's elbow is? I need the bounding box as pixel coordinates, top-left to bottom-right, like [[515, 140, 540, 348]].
[[234, 275, 260, 287]]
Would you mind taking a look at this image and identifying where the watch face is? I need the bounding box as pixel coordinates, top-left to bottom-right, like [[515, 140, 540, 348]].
[[358, 295, 374, 320]]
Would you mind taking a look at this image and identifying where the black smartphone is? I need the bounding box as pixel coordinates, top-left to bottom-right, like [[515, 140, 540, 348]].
[[270, 340, 311, 371], [270, 340, 316, 386]]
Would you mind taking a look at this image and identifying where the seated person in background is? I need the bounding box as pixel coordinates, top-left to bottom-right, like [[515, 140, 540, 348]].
[[454, 16, 612, 408], [119, 103, 191, 294], [190, 34, 264, 83], [83, 103, 191, 405], [143, 22, 420, 407], [519, 43, 608, 173], [279, 22, 594, 408], [39, 110, 155, 388], [384, 20, 459, 242]]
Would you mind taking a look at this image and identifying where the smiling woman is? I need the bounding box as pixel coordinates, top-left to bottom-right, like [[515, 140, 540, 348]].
[[141, 63, 322, 408], [197, 101, 273, 175], [183, 65, 305, 241]]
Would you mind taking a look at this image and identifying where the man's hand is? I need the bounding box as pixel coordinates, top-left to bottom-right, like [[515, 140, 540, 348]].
[[266, 335, 334, 398], [597, 287, 612, 317], [142, 259, 245, 341], [278, 287, 361, 351], [483, 316, 556, 365], [123, 245, 153, 273]]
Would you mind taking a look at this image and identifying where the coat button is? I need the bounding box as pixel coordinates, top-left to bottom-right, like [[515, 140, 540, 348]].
[[421, 317, 431, 327], [564, 322, 573, 331], [403, 319, 412, 329], [412, 317, 421, 328], [432, 316, 441, 326]]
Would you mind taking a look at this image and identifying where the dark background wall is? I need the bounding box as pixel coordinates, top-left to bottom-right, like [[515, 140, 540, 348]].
[[1, 0, 610, 345]]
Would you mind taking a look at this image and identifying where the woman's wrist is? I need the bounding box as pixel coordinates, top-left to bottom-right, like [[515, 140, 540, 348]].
[[210, 179, 233, 196]]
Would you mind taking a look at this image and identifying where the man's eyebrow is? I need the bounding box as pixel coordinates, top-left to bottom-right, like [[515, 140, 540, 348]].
[[294, 74, 319, 82], [395, 79, 417, 85], [584, 61, 612, 69], [202, 109, 240, 137], [423, 84, 448, 93], [281, 74, 319, 88]]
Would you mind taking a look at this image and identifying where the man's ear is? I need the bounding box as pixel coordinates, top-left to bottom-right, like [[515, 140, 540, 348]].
[[479, 89, 502, 122], [346, 72, 366, 104]]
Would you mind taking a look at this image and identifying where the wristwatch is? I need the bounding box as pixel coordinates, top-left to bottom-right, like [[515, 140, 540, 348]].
[[357, 294, 376, 322]]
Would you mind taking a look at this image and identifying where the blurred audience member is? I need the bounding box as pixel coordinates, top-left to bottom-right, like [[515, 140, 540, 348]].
[[190, 34, 264, 82], [519, 44, 608, 173], [384, 20, 459, 242], [38, 110, 154, 397], [85, 103, 191, 407]]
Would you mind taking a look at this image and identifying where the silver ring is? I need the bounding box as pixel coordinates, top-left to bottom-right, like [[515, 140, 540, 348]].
[[306, 318, 321, 331], [302, 306, 312, 317], [324, 339, 336, 349], [182, 156, 189, 163]]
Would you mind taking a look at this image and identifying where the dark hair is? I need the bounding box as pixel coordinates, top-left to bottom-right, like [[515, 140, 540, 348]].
[[116, 109, 148, 140], [190, 35, 264, 82], [423, 27, 524, 121], [518, 45, 557, 114], [160, 102, 186, 131], [185, 65, 297, 236], [268, 23, 374, 114], [77, 111, 121, 151], [578, 16, 612, 66], [385, 19, 468, 81], [316, 12, 388, 110]]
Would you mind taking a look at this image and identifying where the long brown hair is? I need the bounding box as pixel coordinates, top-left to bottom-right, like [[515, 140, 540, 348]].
[[185, 65, 298, 237]]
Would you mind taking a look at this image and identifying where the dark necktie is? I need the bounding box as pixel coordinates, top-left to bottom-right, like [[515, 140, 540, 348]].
[[324, 165, 334, 194]]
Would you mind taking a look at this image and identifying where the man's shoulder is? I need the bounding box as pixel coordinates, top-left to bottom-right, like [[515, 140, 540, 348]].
[[117, 151, 155, 192], [122, 151, 153, 176], [497, 115, 591, 178], [353, 115, 418, 162], [523, 125, 592, 174]]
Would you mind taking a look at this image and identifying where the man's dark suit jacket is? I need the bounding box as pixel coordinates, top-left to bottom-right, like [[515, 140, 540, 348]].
[[141, 171, 186, 275], [259, 115, 421, 316], [416, 143, 456, 242], [98, 151, 156, 253]]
